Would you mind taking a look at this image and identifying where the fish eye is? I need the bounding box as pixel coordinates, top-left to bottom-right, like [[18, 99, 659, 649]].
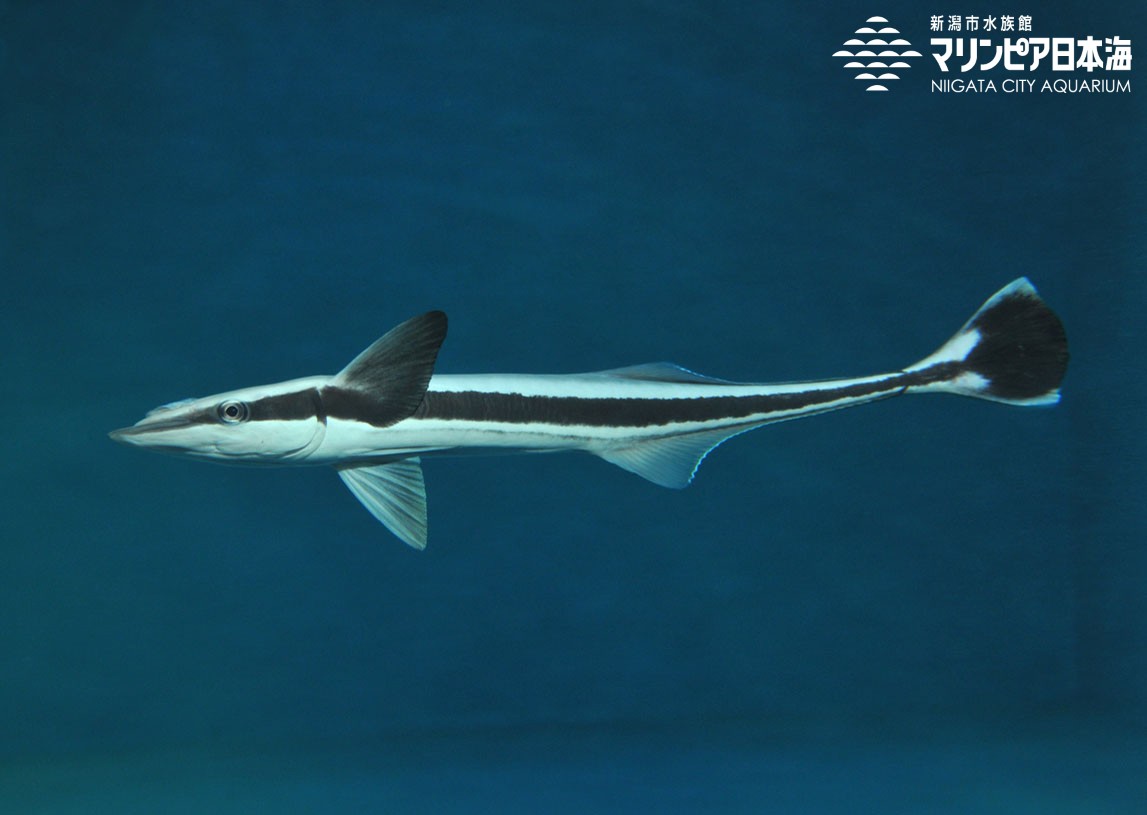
[[217, 400, 250, 424]]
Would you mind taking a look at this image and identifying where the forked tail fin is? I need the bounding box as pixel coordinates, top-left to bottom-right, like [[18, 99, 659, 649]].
[[905, 278, 1069, 405]]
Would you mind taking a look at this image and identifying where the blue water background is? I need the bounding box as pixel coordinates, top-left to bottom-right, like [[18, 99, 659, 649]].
[[2, 1, 1144, 811]]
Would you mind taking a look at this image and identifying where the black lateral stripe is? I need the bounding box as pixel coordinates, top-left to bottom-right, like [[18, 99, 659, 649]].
[[249, 389, 321, 421], [177, 407, 218, 427], [321, 387, 416, 427], [176, 390, 321, 427], [409, 372, 935, 428]]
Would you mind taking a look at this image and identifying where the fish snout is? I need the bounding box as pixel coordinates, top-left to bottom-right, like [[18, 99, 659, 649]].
[[108, 411, 196, 447]]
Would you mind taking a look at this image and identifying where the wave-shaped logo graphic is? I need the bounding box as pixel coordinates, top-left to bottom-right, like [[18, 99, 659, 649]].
[[833, 16, 922, 92]]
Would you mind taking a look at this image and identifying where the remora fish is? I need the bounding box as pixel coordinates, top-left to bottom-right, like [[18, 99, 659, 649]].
[[110, 278, 1068, 549]]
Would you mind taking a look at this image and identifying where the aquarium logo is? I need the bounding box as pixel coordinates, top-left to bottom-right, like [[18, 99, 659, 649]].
[[834, 16, 923, 92]]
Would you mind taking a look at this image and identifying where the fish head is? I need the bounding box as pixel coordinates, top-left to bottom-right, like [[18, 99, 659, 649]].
[[109, 377, 328, 465]]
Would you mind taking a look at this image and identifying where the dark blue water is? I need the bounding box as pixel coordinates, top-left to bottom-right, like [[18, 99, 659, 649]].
[[3, 2, 1144, 811]]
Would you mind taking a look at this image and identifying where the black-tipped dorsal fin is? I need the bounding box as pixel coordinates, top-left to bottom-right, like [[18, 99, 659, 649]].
[[335, 311, 447, 392], [324, 312, 447, 425]]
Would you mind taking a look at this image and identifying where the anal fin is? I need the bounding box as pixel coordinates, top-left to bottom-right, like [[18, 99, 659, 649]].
[[337, 458, 429, 549], [598, 427, 752, 489]]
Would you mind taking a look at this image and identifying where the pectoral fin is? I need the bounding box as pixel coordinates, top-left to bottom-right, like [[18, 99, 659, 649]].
[[338, 458, 429, 549]]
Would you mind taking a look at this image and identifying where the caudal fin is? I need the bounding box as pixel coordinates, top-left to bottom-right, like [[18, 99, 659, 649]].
[[905, 278, 1069, 405]]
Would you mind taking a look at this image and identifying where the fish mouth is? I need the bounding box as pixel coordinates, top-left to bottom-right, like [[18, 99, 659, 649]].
[[108, 425, 150, 444], [108, 415, 192, 444]]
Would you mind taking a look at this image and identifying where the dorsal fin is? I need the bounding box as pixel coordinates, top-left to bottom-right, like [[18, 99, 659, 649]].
[[595, 362, 735, 385], [324, 312, 447, 426], [335, 311, 447, 393]]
